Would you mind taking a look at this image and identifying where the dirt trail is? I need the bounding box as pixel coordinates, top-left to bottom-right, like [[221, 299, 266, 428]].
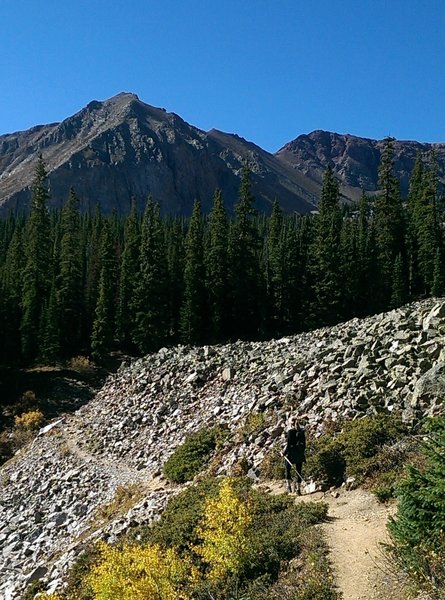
[[320, 488, 411, 600], [258, 482, 412, 600]]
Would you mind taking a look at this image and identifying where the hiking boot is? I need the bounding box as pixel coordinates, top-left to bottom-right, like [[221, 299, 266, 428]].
[[294, 483, 301, 495]]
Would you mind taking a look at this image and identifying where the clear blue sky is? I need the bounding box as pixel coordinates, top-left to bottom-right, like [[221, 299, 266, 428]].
[[1, 0, 445, 152]]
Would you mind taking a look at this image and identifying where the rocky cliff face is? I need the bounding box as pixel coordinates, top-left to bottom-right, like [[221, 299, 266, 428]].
[[1, 298, 445, 598], [0, 93, 319, 216], [276, 130, 445, 201]]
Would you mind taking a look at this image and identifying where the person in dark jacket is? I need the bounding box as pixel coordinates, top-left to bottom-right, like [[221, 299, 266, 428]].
[[283, 417, 306, 494]]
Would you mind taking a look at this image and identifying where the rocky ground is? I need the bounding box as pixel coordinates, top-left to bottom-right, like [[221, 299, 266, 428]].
[[1, 297, 445, 598]]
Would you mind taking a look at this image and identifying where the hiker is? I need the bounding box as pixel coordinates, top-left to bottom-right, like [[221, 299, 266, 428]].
[[283, 417, 306, 494]]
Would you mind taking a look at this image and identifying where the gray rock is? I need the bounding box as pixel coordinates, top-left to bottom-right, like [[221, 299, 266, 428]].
[[413, 363, 445, 402]]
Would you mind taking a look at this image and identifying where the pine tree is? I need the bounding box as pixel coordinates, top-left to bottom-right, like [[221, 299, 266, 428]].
[[166, 217, 185, 342], [415, 157, 441, 295], [132, 197, 169, 353], [83, 205, 103, 344], [282, 215, 311, 332], [432, 248, 445, 297], [57, 188, 83, 356], [20, 155, 52, 363], [0, 220, 24, 364], [228, 165, 260, 338], [266, 200, 285, 331], [116, 199, 140, 351], [373, 138, 405, 308], [180, 200, 206, 344], [205, 189, 229, 342], [355, 192, 376, 316], [391, 253, 407, 308], [406, 154, 424, 297], [388, 418, 445, 587], [39, 278, 61, 364], [311, 165, 342, 326], [91, 221, 117, 363], [339, 218, 359, 319]]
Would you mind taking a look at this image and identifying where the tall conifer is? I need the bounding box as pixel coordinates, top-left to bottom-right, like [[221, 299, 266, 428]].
[[20, 156, 52, 362], [206, 189, 229, 341], [116, 199, 140, 350], [373, 138, 405, 307], [180, 200, 206, 344], [228, 166, 260, 338], [91, 221, 117, 363], [311, 165, 342, 326], [58, 188, 83, 356], [132, 197, 169, 353]]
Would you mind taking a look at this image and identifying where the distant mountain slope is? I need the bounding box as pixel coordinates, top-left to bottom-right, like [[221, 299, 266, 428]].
[[275, 130, 445, 201], [1, 95, 444, 216], [0, 93, 318, 215]]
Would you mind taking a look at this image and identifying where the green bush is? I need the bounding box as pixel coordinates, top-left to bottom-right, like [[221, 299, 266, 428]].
[[133, 478, 221, 554], [304, 414, 408, 489], [304, 437, 346, 487], [63, 544, 100, 600], [339, 414, 408, 483], [162, 425, 228, 484]]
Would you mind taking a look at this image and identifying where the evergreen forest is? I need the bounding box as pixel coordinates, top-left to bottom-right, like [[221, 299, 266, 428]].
[[0, 138, 444, 375]]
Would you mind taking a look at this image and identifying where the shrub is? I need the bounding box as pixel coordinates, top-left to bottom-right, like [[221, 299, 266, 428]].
[[133, 478, 221, 554], [196, 477, 253, 581], [304, 414, 408, 489], [94, 484, 144, 525], [339, 414, 408, 483], [304, 436, 345, 487], [87, 541, 197, 600], [163, 426, 227, 483], [239, 412, 266, 440], [63, 544, 100, 600], [14, 409, 44, 430], [57, 477, 336, 600]]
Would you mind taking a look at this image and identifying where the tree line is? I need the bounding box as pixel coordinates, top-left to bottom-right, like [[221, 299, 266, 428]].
[[0, 138, 443, 368]]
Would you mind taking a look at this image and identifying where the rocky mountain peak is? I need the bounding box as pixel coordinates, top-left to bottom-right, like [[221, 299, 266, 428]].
[[276, 129, 445, 201], [0, 94, 318, 216]]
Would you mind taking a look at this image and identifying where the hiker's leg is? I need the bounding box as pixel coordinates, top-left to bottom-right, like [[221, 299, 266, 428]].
[[284, 459, 292, 492], [294, 461, 303, 494]]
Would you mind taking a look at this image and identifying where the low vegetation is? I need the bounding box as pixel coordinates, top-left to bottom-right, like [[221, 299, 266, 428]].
[[41, 477, 337, 600], [260, 413, 413, 500], [304, 414, 412, 496], [0, 407, 45, 465], [162, 425, 229, 484]]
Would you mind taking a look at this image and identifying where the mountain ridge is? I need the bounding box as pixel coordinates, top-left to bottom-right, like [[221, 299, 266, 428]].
[[1, 92, 445, 215]]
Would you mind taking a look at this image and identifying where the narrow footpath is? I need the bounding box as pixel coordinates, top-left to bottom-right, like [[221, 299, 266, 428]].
[[319, 487, 412, 600], [259, 482, 413, 600]]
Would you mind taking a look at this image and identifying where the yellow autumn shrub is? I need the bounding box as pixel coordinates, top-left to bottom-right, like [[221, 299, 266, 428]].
[[14, 409, 44, 430], [196, 477, 253, 581], [87, 541, 197, 600]]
